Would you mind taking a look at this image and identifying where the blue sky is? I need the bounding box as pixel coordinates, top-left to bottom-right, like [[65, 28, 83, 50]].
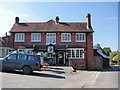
[[0, 2, 118, 51]]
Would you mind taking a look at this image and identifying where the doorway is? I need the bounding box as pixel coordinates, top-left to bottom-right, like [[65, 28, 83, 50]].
[[58, 52, 64, 65]]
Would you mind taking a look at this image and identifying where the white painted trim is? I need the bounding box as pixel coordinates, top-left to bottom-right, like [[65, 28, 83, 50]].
[[76, 33, 86, 42], [68, 48, 84, 59], [61, 33, 71, 42], [31, 33, 41, 42], [15, 33, 25, 42], [46, 33, 56, 44]]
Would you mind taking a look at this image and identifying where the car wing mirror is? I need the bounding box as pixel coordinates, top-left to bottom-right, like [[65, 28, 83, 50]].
[[5, 57, 9, 60]]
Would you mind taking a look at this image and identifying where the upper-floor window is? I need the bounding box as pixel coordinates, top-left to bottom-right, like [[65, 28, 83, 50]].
[[46, 33, 56, 44], [69, 48, 84, 59], [76, 33, 86, 42], [15, 33, 25, 42], [31, 33, 41, 42], [61, 33, 71, 42]]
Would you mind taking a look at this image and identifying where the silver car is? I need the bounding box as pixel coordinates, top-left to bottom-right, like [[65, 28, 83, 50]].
[[0, 53, 42, 74]]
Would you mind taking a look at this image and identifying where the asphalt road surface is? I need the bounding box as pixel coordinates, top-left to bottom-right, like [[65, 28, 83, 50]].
[[1, 66, 119, 88]]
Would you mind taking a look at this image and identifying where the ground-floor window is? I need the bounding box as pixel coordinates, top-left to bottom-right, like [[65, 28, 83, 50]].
[[18, 49, 33, 54], [68, 48, 84, 59]]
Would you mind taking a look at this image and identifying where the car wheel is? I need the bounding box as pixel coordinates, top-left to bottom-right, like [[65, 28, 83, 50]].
[[22, 66, 32, 74]]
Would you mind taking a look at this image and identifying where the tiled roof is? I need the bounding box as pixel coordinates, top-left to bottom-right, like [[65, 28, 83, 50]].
[[10, 19, 93, 33]]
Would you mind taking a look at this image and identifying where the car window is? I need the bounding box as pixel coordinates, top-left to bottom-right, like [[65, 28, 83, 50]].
[[17, 54, 27, 60], [27, 55, 35, 60], [7, 54, 17, 60]]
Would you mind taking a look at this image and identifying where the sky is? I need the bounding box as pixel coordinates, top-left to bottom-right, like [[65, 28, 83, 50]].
[[0, 2, 118, 51]]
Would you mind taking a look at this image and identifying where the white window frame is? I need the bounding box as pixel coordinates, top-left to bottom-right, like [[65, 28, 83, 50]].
[[46, 33, 56, 44], [18, 49, 33, 54], [76, 33, 86, 42], [68, 48, 84, 59], [31, 33, 41, 42], [61, 33, 71, 42], [15, 33, 25, 42]]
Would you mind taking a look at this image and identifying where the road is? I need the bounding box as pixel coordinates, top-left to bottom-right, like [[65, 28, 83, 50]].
[[1, 66, 119, 88]]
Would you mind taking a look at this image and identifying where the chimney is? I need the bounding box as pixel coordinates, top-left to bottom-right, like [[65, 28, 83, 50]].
[[86, 13, 92, 29], [5, 32, 7, 37], [55, 16, 59, 23], [15, 17, 19, 24]]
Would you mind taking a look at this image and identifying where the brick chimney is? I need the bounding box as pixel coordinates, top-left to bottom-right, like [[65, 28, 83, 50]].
[[86, 13, 92, 30], [55, 16, 59, 23], [15, 17, 19, 24]]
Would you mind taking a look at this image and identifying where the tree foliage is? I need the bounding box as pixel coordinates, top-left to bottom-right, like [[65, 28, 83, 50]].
[[110, 51, 120, 65], [103, 47, 112, 56], [109, 51, 118, 61]]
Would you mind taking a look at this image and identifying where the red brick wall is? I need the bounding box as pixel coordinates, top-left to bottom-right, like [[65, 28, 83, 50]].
[[69, 59, 86, 69], [86, 33, 95, 70], [10, 32, 94, 70], [13, 32, 87, 49]]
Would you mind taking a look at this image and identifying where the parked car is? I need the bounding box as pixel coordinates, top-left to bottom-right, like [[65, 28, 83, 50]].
[[0, 53, 42, 74]]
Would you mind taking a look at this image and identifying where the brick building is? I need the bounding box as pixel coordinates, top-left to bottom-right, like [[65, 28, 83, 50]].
[[6, 13, 95, 69]]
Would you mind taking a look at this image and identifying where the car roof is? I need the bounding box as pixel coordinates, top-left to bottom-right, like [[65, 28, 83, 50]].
[[10, 53, 37, 56]]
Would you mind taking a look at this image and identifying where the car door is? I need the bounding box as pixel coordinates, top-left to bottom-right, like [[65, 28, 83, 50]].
[[15, 54, 27, 69], [2, 54, 17, 70]]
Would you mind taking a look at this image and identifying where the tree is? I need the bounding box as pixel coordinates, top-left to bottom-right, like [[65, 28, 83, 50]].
[[103, 47, 112, 56], [110, 51, 120, 65], [109, 51, 118, 61]]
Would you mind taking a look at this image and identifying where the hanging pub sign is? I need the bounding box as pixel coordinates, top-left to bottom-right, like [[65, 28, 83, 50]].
[[47, 44, 54, 53]]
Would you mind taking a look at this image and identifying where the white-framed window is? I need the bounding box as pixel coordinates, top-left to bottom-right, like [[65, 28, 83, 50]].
[[76, 33, 86, 42], [46, 33, 56, 44], [18, 49, 33, 54], [69, 48, 84, 59], [61, 33, 71, 42], [15, 33, 25, 42], [31, 33, 41, 42]]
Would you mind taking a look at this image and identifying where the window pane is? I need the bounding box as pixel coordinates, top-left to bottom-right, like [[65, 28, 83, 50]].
[[80, 50, 83, 58], [28, 55, 35, 60], [31, 33, 41, 42], [61, 33, 71, 42], [7, 55, 17, 60], [17, 54, 27, 60], [76, 33, 86, 42], [76, 50, 80, 58], [72, 50, 75, 58], [69, 48, 84, 59], [46, 33, 56, 44], [15, 33, 24, 42]]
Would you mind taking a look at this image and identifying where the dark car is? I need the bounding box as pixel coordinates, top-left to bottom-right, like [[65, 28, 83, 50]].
[[0, 53, 42, 74]]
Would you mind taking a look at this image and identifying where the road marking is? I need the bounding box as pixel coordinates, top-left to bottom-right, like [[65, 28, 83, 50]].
[[90, 71, 100, 88], [81, 71, 101, 88]]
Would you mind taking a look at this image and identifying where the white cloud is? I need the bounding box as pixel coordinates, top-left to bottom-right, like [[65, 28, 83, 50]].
[[0, 6, 29, 37], [0, 6, 29, 21]]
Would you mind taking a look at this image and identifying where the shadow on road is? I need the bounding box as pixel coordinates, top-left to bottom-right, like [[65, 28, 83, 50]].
[[101, 66, 120, 72], [2, 70, 65, 79], [50, 67, 64, 70], [31, 72, 65, 79]]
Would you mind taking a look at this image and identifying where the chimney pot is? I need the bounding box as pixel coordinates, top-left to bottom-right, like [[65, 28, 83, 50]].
[[15, 17, 19, 24], [86, 13, 92, 29], [55, 16, 59, 23]]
